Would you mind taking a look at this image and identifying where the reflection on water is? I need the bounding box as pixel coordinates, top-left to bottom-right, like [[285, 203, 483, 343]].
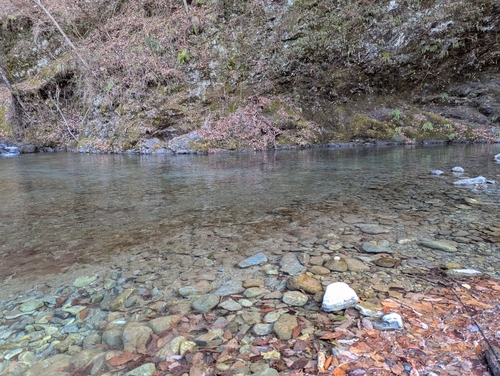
[[0, 144, 499, 280]]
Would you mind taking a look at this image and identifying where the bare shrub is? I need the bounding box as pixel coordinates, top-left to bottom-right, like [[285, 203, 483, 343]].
[[199, 96, 319, 151]]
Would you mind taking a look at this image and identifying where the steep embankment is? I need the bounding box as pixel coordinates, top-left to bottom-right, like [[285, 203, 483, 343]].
[[0, 0, 499, 152]]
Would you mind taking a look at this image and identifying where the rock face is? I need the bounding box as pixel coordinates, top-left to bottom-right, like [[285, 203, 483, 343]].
[[2, 0, 499, 152], [322, 282, 359, 312], [0, 143, 20, 157]]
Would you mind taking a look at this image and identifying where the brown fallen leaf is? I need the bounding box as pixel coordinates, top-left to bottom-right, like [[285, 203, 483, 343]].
[[107, 352, 135, 367], [292, 325, 301, 339], [291, 358, 309, 370], [79, 307, 90, 320], [319, 332, 344, 340], [381, 299, 400, 309]]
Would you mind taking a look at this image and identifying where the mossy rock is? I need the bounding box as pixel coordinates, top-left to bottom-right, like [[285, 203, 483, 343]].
[[346, 114, 394, 140]]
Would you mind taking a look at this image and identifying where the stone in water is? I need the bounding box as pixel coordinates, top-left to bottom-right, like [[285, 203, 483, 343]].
[[73, 275, 98, 288], [362, 242, 393, 254], [454, 176, 486, 186], [238, 252, 268, 268], [446, 269, 482, 278], [322, 282, 358, 312]]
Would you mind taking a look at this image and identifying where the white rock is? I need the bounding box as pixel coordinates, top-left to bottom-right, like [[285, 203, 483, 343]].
[[453, 176, 486, 186], [451, 166, 464, 173], [446, 269, 482, 278], [377, 313, 404, 330], [494, 153, 500, 161], [322, 282, 358, 312]]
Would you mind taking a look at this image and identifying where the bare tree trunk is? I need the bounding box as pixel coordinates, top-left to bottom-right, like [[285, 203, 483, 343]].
[[0, 64, 31, 122], [183, 0, 189, 14], [33, 0, 90, 70]]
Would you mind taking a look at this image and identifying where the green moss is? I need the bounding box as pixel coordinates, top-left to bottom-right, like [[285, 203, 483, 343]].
[[346, 114, 394, 140]]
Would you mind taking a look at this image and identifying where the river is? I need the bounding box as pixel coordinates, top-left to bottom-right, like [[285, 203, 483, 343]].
[[0, 144, 499, 295]]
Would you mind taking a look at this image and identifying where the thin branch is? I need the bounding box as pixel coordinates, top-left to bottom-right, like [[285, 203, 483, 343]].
[[50, 88, 78, 142], [182, 0, 189, 15], [33, 0, 90, 70]]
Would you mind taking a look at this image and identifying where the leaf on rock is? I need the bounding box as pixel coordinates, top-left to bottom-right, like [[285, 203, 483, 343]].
[[291, 358, 309, 370], [292, 325, 301, 339], [381, 299, 400, 309], [107, 352, 135, 367]]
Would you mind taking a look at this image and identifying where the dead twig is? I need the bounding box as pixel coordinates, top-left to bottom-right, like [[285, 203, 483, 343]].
[[49, 87, 78, 142]]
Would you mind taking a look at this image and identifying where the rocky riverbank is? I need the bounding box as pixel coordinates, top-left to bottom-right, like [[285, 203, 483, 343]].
[[1, 211, 500, 375]]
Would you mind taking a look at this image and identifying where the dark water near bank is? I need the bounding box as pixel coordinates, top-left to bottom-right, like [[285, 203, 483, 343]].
[[1, 144, 499, 283]]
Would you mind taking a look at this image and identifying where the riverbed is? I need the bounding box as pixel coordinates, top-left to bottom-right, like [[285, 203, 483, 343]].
[[0, 144, 499, 297]]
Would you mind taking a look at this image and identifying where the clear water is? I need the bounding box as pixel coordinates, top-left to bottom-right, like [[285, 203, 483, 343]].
[[1, 144, 499, 284]]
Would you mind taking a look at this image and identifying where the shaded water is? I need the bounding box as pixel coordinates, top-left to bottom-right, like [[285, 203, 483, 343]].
[[0, 144, 499, 287]]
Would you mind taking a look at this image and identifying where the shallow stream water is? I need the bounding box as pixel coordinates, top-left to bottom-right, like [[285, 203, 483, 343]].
[[1, 144, 500, 295]]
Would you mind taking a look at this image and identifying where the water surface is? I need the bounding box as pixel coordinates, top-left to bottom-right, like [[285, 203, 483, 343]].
[[1, 144, 499, 286]]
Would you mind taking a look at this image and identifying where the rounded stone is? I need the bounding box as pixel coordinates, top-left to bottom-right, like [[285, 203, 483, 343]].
[[73, 275, 98, 288], [218, 299, 242, 311], [244, 287, 269, 298], [253, 323, 273, 336], [19, 300, 44, 313], [286, 274, 323, 294], [239, 299, 253, 308], [124, 362, 156, 376], [443, 262, 463, 270], [147, 315, 180, 334], [243, 278, 264, 288], [191, 294, 220, 313], [324, 256, 348, 272], [263, 311, 281, 323], [179, 340, 197, 356], [282, 291, 308, 306], [308, 266, 330, 275], [273, 314, 298, 340], [374, 257, 397, 268]]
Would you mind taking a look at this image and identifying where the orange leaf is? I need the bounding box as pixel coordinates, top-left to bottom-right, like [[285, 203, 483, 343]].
[[79, 307, 90, 320], [324, 355, 333, 370], [107, 352, 135, 366], [381, 299, 400, 309], [319, 332, 344, 340], [332, 369, 346, 376], [292, 325, 301, 339], [390, 362, 405, 375]]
